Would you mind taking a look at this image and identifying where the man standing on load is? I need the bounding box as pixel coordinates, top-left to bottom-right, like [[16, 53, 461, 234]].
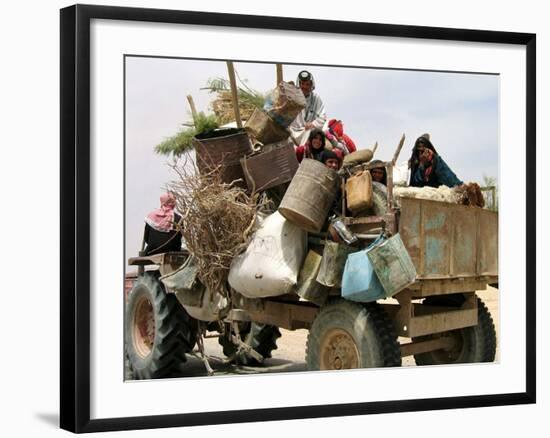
[[290, 70, 327, 145]]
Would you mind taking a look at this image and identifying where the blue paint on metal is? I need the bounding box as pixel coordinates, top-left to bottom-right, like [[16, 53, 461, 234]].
[[425, 237, 445, 275], [342, 250, 385, 303], [424, 212, 446, 231]]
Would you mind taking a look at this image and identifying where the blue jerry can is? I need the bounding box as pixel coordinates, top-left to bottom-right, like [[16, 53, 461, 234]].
[[341, 238, 386, 303]]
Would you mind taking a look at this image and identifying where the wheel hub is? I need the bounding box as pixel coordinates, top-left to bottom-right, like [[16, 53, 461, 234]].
[[133, 295, 155, 358], [432, 330, 464, 362], [319, 328, 360, 370]]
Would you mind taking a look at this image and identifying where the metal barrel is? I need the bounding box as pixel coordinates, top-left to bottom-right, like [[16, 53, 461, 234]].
[[279, 158, 338, 233], [192, 128, 252, 186]]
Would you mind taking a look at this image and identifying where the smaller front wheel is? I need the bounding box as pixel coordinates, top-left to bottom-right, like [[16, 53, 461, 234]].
[[306, 299, 401, 370]]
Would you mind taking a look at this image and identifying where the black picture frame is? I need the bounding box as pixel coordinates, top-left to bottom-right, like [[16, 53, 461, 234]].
[[60, 4, 536, 433]]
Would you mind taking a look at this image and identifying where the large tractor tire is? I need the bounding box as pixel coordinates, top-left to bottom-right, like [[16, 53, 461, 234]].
[[413, 294, 497, 365], [306, 299, 401, 370], [218, 322, 281, 366], [125, 273, 197, 379]]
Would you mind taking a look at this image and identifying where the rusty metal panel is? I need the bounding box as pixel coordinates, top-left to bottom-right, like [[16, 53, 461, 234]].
[[232, 300, 319, 330], [411, 278, 497, 296], [398, 197, 421, 272], [399, 198, 498, 280], [241, 142, 299, 192], [451, 207, 478, 276], [408, 307, 478, 337], [422, 201, 452, 276], [478, 209, 499, 276]]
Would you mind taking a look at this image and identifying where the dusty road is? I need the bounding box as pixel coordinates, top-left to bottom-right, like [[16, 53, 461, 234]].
[[129, 288, 499, 378]]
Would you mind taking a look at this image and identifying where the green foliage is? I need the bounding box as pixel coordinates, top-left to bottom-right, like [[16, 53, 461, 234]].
[[155, 112, 220, 157]]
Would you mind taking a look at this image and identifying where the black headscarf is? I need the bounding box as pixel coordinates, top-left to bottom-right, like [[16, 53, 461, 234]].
[[369, 159, 387, 185], [408, 135, 437, 183], [320, 149, 341, 167], [306, 128, 327, 161]]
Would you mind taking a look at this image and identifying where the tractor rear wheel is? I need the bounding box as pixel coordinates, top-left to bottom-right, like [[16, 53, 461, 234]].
[[125, 273, 197, 379]]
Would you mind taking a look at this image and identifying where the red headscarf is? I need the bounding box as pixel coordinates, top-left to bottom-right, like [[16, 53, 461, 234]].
[[327, 119, 357, 153], [328, 119, 344, 137], [145, 192, 177, 232]]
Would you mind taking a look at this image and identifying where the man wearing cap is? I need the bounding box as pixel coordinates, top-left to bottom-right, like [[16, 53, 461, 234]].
[[290, 70, 327, 145]]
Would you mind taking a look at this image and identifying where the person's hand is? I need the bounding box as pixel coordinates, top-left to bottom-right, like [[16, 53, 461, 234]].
[[305, 122, 315, 130]]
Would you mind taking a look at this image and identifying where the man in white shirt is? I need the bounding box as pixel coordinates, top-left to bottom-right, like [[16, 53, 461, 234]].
[[290, 70, 327, 145]]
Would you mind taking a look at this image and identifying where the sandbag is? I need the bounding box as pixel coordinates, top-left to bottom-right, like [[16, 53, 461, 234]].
[[228, 211, 307, 298], [393, 162, 409, 186], [160, 256, 199, 295], [178, 285, 229, 322], [263, 81, 306, 128], [343, 149, 373, 167], [160, 257, 229, 321], [245, 108, 289, 144]]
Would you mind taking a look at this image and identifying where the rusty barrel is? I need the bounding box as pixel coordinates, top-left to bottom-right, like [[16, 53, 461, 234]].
[[279, 158, 338, 233], [192, 128, 252, 186]]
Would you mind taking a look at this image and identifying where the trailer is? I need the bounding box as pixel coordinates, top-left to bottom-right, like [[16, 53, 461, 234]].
[[125, 156, 497, 377]]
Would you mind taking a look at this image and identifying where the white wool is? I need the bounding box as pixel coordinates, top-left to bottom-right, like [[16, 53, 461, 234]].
[[394, 185, 461, 205]]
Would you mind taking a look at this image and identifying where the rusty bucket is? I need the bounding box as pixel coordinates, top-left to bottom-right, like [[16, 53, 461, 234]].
[[278, 159, 339, 233], [192, 128, 252, 186]]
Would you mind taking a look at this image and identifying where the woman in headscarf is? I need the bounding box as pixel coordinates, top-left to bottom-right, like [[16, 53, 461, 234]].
[[295, 128, 330, 163], [143, 192, 183, 255], [324, 119, 357, 156], [369, 160, 387, 186], [408, 134, 463, 188]]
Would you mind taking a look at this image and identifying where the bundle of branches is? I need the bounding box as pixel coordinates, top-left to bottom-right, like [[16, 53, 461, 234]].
[[155, 111, 220, 157], [455, 182, 486, 208], [168, 157, 261, 297], [203, 77, 266, 125]]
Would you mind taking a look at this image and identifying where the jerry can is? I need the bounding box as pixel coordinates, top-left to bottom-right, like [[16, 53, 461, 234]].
[[367, 233, 417, 297], [345, 170, 373, 214], [341, 236, 385, 302]]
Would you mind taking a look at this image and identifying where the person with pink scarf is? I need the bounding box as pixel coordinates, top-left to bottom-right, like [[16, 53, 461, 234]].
[[143, 192, 183, 255]]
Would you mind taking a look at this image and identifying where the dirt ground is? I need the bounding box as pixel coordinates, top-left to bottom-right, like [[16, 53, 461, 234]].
[[128, 287, 499, 378]]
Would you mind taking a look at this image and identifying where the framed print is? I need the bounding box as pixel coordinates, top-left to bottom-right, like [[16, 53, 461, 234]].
[[60, 4, 536, 433]]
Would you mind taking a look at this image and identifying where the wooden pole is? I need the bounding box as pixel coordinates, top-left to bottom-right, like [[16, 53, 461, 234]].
[[392, 134, 406, 165], [276, 63, 283, 86], [226, 61, 243, 128], [186, 95, 198, 126]]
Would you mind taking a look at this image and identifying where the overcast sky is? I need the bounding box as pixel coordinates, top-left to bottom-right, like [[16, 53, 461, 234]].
[[125, 56, 499, 264]]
